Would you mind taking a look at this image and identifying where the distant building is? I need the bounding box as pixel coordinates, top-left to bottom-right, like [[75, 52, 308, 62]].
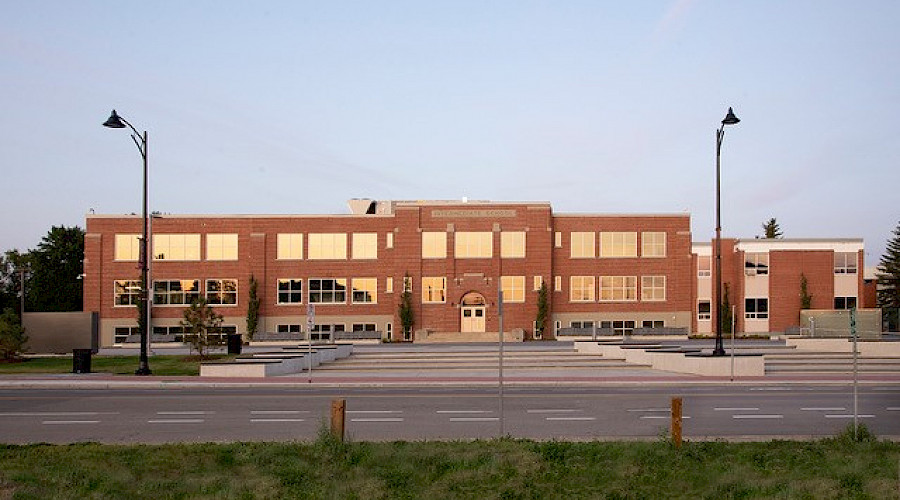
[[82, 199, 865, 346]]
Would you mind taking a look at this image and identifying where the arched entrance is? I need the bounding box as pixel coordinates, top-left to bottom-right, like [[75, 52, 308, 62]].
[[460, 292, 486, 333]]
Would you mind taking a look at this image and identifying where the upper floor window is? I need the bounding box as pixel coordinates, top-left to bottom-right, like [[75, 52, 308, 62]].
[[386, 232, 394, 249], [745, 298, 769, 319], [308, 233, 347, 260], [153, 234, 200, 261], [599, 276, 638, 302], [600, 232, 637, 258], [207, 234, 238, 261], [641, 232, 666, 257], [555, 232, 562, 248], [834, 252, 857, 274], [352, 233, 378, 260], [206, 279, 238, 305], [277, 279, 303, 304], [641, 276, 666, 301], [698, 256, 711, 277], [501, 276, 525, 303], [455, 232, 492, 258], [421, 277, 446, 303], [745, 253, 769, 276], [308, 278, 347, 304], [153, 279, 200, 305], [351, 278, 377, 303], [570, 232, 595, 258], [500, 232, 526, 258], [570, 276, 595, 302], [422, 232, 447, 259], [276, 233, 303, 260], [114, 234, 140, 261]]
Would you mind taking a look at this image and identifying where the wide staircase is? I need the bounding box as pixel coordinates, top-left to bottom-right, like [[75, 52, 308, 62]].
[[418, 331, 524, 343], [765, 351, 900, 374]]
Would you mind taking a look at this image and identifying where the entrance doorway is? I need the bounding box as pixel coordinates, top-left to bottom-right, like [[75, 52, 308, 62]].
[[460, 292, 486, 332]]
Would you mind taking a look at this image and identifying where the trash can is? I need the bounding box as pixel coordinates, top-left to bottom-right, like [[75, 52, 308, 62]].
[[73, 349, 92, 374], [227, 334, 242, 355]]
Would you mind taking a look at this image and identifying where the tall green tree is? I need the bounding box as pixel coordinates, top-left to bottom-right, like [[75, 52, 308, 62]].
[[398, 273, 414, 342], [246, 275, 260, 340], [799, 273, 813, 310], [26, 226, 84, 312], [720, 283, 733, 335], [534, 280, 549, 338], [877, 221, 900, 312], [761, 218, 783, 239]]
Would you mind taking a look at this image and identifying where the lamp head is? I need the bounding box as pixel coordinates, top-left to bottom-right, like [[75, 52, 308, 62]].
[[722, 107, 740, 126], [103, 110, 126, 128]]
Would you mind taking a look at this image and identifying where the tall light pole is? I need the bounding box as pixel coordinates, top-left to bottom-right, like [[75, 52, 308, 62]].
[[713, 107, 740, 356], [103, 110, 152, 375]]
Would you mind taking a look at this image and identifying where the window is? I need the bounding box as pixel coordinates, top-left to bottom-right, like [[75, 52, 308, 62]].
[[642, 320, 665, 329], [745, 253, 769, 276], [571, 321, 594, 329], [206, 279, 237, 305], [554, 276, 562, 292], [834, 296, 857, 310], [745, 298, 769, 319], [455, 232, 492, 258], [207, 234, 238, 261], [352, 233, 377, 260], [277, 324, 302, 334], [422, 232, 447, 258], [421, 277, 446, 303], [698, 256, 711, 277], [500, 231, 526, 258], [641, 232, 666, 257], [386, 232, 394, 249], [114, 326, 139, 344], [153, 325, 186, 342], [600, 232, 637, 258], [641, 276, 666, 302], [533, 276, 543, 291], [114, 280, 141, 306], [501, 276, 525, 303], [403, 276, 413, 293], [602, 320, 635, 336], [114, 234, 140, 261], [153, 234, 200, 261], [352, 323, 377, 332], [386, 277, 393, 293], [834, 252, 857, 274], [276, 233, 303, 260], [570, 276, 595, 302], [153, 279, 200, 305], [698, 301, 711, 320], [308, 278, 347, 304], [277, 279, 303, 304], [308, 233, 347, 260], [570, 232, 595, 258], [555, 232, 562, 248], [351, 278, 377, 304], [600, 276, 638, 301]]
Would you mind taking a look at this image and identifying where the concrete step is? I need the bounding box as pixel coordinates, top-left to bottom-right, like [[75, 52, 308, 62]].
[[419, 332, 522, 343]]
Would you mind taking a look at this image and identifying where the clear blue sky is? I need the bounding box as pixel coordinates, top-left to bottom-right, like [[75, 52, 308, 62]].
[[3, 1, 898, 265]]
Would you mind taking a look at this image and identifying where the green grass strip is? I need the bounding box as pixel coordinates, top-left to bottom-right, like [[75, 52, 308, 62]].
[[0, 355, 235, 376]]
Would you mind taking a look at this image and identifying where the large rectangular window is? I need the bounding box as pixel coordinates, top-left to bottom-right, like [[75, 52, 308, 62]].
[[602, 320, 635, 336], [277, 279, 303, 304], [308, 233, 347, 260], [206, 279, 238, 305], [455, 232, 492, 258], [500, 232, 526, 258], [114, 280, 141, 306], [599, 276, 638, 301], [352, 233, 377, 260], [207, 234, 238, 261], [745, 253, 769, 276], [745, 298, 769, 319], [641, 232, 666, 257], [153, 279, 200, 305], [351, 278, 377, 304], [308, 278, 347, 304], [600, 232, 637, 258], [114, 234, 140, 261], [641, 276, 666, 302], [570, 232, 595, 258], [570, 276, 595, 302], [421, 277, 446, 303], [276, 233, 303, 260], [834, 252, 857, 274], [153, 234, 200, 261], [422, 232, 447, 259], [501, 276, 525, 303]]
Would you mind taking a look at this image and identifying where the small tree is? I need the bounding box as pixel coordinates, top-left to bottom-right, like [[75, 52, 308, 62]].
[[761, 218, 783, 239], [180, 298, 224, 359], [246, 275, 260, 340], [534, 280, 549, 338], [0, 307, 28, 360], [398, 273, 414, 341], [720, 283, 733, 335], [799, 273, 812, 310]]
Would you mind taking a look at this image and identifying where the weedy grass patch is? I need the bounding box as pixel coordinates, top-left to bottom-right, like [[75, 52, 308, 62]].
[[0, 354, 235, 376]]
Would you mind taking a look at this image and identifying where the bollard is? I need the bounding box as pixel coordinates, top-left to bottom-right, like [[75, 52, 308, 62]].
[[671, 397, 682, 449], [331, 398, 346, 442]]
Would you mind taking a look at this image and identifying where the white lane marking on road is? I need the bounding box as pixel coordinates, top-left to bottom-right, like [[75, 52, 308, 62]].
[[825, 414, 875, 419], [715, 407, 759, 411], [527, 409, 579, 414], [449, 417, 499, 422], [251, 410, 310, 415], [639, 416, 691, 420], [546, 417, 596, 421], [148, 419, 205, 424], [346, 410, 402, 414], [156, 411, 211, 415], [437, 410, 493, 414], [251, 419, 306, 423], [627, 408, 669, 413], [887, 407, 900, 411], [732, 415, 783, 419], [42, 420, 100, 425], [801, 407, 846, 411], [750, 387, 791, 391], [350, 418, 404, 423], [0, 412, 114, 417]]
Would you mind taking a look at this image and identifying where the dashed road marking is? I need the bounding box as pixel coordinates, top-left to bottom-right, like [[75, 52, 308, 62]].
[[350, 418, 404, 423], [251, 419, 306, 423], [42, 420, 100, 425], [715, 407, 759, 411], [546, 417, 596, 421], [801, 407, 846, 411], [449, 417, 499, 422], [825, 414, 875, 419], [732, 415, 783, 419], [148, 419, 205, 424]]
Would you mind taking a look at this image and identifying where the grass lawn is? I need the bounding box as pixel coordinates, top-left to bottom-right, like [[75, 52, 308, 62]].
[[0, 355, 235, 376], [0, 429, 897, 499]]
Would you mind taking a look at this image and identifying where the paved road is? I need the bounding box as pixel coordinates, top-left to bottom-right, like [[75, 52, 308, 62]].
[[1, 385, 898, 443]]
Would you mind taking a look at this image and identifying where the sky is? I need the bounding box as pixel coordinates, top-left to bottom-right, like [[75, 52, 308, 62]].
[[2, 1, 899, 266]]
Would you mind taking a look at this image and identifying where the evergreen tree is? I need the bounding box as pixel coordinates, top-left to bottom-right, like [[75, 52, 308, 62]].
[[761, 218, 783, 239], [0, 307, 28, 360], [877, 221, 900, 311], [720, 283, 733, 335], [799, 273, 812, 310], [534, 280, 549, 338], [246, 275, 260, 340], [398, 273, 414, 341]]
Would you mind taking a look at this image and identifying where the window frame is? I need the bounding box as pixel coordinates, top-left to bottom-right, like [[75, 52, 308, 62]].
[[421, 277, 447, 303], [308, 278, 348, 304], [501, 276, 525, 303], [640, 275, 666, 302], [276, 278, 304, 304], [641, 232, 666, 258], [351, 233, 378, 260], [599, 276, 638, 302], [276, 233, 304, 260], [569, 275, 595, 302], [600, 232, 637, 258], [114, 234, 141, 262], [205, 278, 238, 306], [351, 278, 378, 304], [422, 232, 448, 259], [570, 232, 595, 258], [206, 233, 238, 261], [745, 298, 769, 319], [500, 231, 526, 259]]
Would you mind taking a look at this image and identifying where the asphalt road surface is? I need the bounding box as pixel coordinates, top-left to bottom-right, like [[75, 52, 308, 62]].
[[1, 385, 898, 443]]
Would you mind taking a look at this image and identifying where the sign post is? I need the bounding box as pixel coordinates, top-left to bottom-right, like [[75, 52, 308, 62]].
[[306, 302, 315, 382]]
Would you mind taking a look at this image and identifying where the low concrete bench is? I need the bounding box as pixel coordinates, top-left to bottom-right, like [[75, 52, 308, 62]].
[[200, 343, 353, 377]]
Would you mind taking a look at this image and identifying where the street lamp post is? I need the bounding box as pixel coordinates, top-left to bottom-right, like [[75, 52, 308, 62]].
[[103, 110, 152, 375], [713, 107, 740, 356]]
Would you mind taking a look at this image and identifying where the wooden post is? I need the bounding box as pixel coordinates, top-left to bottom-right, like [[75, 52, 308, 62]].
[[671, 397, 682, 448], [331, 398, 346, 442]]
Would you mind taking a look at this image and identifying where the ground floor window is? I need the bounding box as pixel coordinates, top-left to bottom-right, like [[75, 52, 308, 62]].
[[277, 324, 302, 334], [834, 296, 857, 310], [642, 320, 665, 329], [601, 320, 635, 336], [352, 323, 377, 332], [570, 321, 594, 329], [153, 325, 185, 341], [114, 326, 140, 343], [745, 298, 769, 319]]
